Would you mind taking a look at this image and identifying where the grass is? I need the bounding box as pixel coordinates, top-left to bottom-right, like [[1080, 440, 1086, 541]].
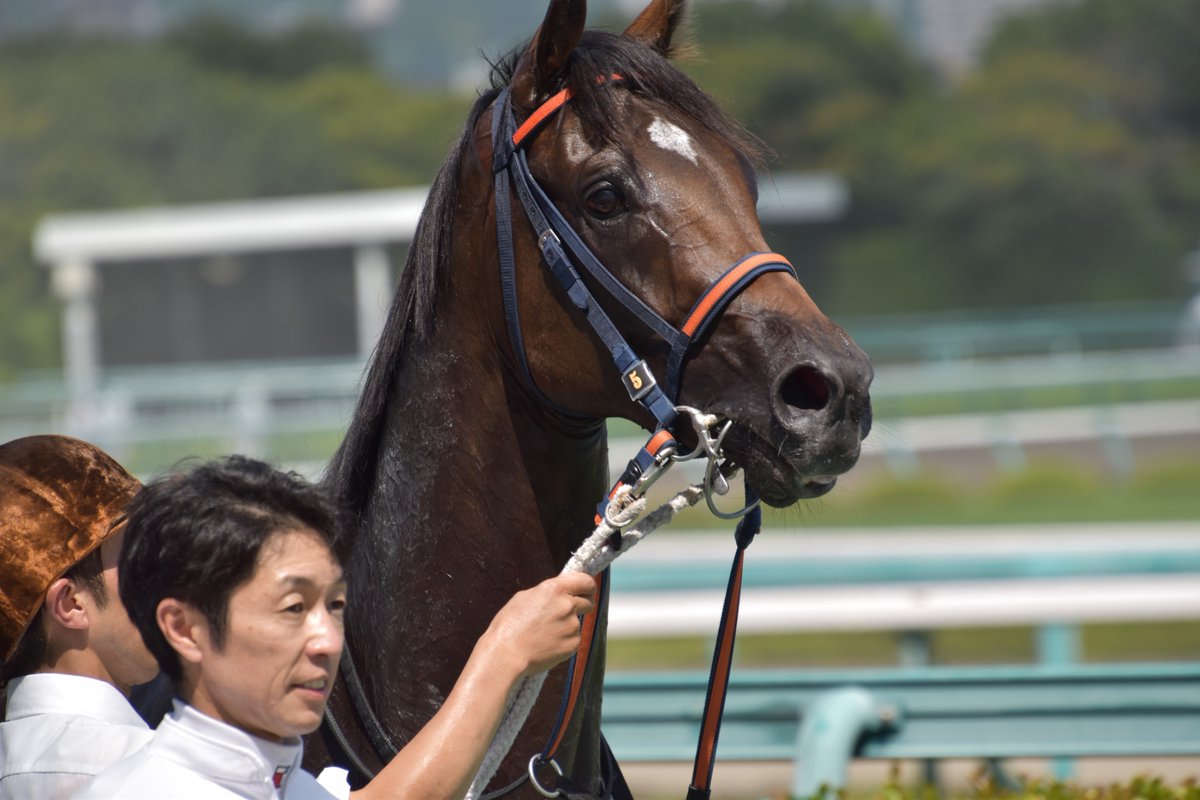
[[606, 621, 1200, 671], [812, 458, 1200, 526], [115, 429, 345, 478], [653, 457, 1200, 529], [872, 377, 1200, 419]]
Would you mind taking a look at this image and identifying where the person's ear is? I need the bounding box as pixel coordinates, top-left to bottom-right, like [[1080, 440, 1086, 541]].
[[157, 598, 204, 667], [43, 577, 89, 631]]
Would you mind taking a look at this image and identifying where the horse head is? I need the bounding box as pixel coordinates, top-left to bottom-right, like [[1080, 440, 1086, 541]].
[[475, 0, 873, 509]]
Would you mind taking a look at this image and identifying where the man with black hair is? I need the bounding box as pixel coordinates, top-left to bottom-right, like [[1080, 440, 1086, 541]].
[[78, 456, 595, 799], [0, 435, 161, 799]]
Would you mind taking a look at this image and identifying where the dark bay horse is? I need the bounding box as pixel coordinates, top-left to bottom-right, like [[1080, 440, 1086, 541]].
[[310, 0, 873, 796]]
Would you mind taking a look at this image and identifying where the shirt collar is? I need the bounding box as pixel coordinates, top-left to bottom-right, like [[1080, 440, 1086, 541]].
[[156, 700, 305, 797], [4, 673, 149, 729]]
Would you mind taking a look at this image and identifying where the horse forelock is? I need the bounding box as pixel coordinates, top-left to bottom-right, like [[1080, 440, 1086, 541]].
[[490, 29, 766, 165]]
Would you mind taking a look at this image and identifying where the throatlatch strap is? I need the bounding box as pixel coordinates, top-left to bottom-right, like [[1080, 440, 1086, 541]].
[[492, 91, 532, 394]]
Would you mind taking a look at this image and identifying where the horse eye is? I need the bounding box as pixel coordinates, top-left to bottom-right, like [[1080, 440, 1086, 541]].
[[584, 184, 625, 219]]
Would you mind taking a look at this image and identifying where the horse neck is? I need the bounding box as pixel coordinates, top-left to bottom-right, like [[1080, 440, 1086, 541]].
[[369, 322, 608, 566], [345, 271, 609, 741]]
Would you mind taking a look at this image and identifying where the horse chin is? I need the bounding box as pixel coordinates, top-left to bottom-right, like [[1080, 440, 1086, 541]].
[[744, 458, 840, 507], [723, 425, 854, 508]]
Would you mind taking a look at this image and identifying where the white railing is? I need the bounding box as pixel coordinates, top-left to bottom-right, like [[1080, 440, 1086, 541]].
[[1, 347, 1197, 478]]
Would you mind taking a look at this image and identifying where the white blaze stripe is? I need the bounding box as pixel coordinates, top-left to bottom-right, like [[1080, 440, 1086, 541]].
[[648, 117, 698, 164]]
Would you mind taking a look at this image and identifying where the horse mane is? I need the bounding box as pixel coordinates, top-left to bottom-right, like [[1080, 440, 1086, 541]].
[[327, 29, 764, 517]]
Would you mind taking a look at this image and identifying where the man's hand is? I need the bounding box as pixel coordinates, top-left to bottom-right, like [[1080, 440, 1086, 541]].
[[482, 573, 597, 678]]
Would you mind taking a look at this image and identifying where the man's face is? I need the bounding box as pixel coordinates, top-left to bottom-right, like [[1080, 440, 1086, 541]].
[[189, 528, 346, 742], [87, 528, 160, 692]]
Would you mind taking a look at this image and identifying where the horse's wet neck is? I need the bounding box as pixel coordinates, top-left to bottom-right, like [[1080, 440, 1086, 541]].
[[382, 327, 607, 565], [348, 312, 610, 752]]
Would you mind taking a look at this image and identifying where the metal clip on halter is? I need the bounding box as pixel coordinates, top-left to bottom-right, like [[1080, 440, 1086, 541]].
[[667, 405, 722, 464], [671, 405, 761, 521], [630, 438, 676, 499], [601, 438, 676, 529]]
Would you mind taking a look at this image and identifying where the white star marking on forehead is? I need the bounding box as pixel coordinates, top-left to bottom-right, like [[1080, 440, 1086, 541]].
[[648, 117, 698, 165]]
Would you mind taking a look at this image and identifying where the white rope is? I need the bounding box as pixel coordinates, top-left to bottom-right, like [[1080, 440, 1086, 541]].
[[464, 481, 706, 799]]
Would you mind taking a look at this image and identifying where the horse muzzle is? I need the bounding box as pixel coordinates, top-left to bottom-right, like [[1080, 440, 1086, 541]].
[[715, 331, 874, 508]]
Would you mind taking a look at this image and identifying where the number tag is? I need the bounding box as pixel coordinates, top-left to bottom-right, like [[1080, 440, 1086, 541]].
[[622, 361, 657, 402]]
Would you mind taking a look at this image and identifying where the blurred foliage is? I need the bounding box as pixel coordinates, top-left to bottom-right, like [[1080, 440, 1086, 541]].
[[279, 71, 468, 188], [682, 0, 1200, 317], [986, 0, 1200, 140], [681, 1, 930, 163], [1, 0, 1199, 379], [754, 457, 1200, 528], [164, 14, 372, 81], [0, 21, 472, 380], [647, 761, 1200, 800], [0, 34, 351, 380]]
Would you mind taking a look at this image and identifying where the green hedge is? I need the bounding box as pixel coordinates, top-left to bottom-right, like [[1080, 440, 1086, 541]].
[[821, 772, 1199, 800]]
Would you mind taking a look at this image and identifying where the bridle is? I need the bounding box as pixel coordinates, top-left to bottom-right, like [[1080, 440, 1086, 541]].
[[492, 76, 796, 484], [323, 75, 797, 800]]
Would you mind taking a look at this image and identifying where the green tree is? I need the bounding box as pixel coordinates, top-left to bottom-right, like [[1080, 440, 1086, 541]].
[[681, 0, 1199, 314], [987, 0, 1200, 139], [165, 14, 372, 82], [0, 28, 476, 380], [280, 69, 471, 189], [685, 0, 930, 168], [827, 48, 1190, 313]]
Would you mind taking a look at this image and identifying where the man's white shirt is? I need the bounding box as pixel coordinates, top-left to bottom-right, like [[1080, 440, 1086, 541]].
[[74, 700, 349, 799], [1, 673, 153, 799]]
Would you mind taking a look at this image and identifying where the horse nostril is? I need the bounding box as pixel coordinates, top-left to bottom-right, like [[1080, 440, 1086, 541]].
[[779, 365, 831, 412]]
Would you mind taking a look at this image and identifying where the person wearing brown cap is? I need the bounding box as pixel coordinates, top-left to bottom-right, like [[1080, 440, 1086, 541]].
[[75, 455, 594, 800], [0, 434, 161, 799]]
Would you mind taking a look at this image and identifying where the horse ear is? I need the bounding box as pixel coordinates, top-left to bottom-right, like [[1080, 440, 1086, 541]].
[[623, 0, 687, 56], [511, 0, 587, 110]]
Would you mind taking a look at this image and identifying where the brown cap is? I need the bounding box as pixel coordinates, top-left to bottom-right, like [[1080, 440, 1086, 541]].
[[0, 435, 141, 663]]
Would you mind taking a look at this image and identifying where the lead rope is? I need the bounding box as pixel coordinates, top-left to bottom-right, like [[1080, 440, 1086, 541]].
[[686, 488, 760, 800], [466, 480, 705, 799]]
